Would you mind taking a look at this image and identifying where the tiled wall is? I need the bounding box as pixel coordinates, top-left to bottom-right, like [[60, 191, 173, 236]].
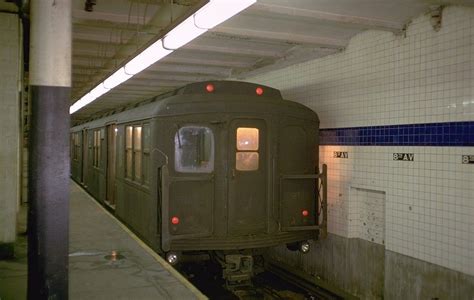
[[349, 187, 386, 245], [246, 6, 474, 276]]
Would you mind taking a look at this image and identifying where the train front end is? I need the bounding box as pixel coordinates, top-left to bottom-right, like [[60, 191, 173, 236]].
[[158, 81, 327, 270]]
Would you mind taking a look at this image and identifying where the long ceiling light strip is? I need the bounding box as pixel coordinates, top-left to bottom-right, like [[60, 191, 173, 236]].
[[70, 0, 256, 114]]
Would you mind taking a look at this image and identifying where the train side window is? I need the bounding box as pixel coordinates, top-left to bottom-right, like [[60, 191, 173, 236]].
[[93, 130, 101, 168], [125, 126, 133, 178], [75, 133, 80, 160], [133, 126, 142, 181], [236, 127, 259, 171], [71, 133, 80, 160], [143, 124, 150, 184], [175, 126, 214, 173]]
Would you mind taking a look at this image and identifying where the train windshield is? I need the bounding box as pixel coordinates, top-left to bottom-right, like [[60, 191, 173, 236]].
[[175, 126, 214, 173]]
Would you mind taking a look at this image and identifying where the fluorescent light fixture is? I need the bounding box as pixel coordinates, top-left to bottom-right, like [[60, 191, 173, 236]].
[[69, 84, 109, 114], [103, 67, 133, 89], [124, 39, 173, 75], [162, 17, 207, 49], [70, 93, 93, 114], [194, 0, 256, 29], [70, 0, 256, 114], [89, 83, 110, 99]]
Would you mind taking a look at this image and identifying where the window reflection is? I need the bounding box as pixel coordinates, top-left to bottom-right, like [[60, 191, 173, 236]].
[[175, 126, 214, 173], [236, 152, 259, 171]]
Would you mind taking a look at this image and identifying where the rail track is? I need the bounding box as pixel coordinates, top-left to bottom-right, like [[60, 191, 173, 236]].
[[177, 258, 356, 300]]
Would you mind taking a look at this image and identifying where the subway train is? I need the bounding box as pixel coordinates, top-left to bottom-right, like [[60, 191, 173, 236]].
[[70, 80, 327, 283]]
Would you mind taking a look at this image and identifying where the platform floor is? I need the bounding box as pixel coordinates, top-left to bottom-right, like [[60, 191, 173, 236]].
[[0, 181, 205, 299]]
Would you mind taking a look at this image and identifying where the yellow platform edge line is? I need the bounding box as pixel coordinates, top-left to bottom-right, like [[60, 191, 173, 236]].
[[71, 180, 208, 300]]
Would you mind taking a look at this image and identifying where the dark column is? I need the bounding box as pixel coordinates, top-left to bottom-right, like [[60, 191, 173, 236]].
[[28, 1, 71, 299]]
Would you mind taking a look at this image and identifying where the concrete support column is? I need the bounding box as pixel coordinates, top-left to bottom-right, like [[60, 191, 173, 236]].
[[0, 12, 21, 259], [28, 0, 71, 299]]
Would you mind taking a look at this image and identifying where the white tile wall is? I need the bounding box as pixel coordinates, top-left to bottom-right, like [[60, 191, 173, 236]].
[[246, 7, 474, 276], [349, 187, 386, 245]]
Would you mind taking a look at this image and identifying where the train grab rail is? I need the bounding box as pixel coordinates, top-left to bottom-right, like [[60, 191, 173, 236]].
[[279, 164, 328, 238]]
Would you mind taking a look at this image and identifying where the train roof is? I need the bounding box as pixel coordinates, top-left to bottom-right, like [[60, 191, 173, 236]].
[[71, 80, 318, 130]]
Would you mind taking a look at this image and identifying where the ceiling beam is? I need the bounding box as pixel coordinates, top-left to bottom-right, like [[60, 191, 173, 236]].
[[146, 63, 232, 77], [211, 26, 346, 49], [162, 54, 256, 69], [134, 71, 215, 82], [73, 20, 162, 35], [250, 2, 403, 33], [123, 78, 190, 87], [71, 3, 191, 100], [183, 42, 282, 58]]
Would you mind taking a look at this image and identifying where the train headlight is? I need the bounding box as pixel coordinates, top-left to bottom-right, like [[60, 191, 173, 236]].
[[166, 252, 179, 265], [299, 241, 310, 254]]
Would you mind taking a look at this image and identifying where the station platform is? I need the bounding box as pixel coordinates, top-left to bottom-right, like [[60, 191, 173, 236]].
[[0, 181, 206, 299]]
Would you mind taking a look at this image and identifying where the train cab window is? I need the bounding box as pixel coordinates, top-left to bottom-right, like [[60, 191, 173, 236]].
[[236, 127, 259, 171], [175, 126, 214, 173]]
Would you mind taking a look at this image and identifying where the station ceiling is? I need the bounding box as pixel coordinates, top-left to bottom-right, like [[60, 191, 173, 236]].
[[3, 0, 473, 123]]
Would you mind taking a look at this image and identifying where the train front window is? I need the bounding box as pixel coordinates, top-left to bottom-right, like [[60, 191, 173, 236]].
[[236, 127, 259, 171], [175, 126, 214, 173]]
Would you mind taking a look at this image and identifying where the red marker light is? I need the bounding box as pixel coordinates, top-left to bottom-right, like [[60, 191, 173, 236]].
[[256, 87, 264, 96], [171, 216, 180, 225], [302, 210, 309, 217], [206, 83, 215, 93]]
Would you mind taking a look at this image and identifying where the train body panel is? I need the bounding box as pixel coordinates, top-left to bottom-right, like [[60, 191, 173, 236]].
[[70, 81, 321, 254]]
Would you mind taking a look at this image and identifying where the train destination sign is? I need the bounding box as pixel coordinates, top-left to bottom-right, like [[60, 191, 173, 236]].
[[393, 153, 414, 161], [462, 155, 474, 164], [334, 151, 348, 158]]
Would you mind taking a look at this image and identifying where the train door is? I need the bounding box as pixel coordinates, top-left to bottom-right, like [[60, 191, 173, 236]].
[[227, 119, 267, 235], [162, 124, 216, 250], [81, 129, 87, 183], [106, 124, 117, 208]]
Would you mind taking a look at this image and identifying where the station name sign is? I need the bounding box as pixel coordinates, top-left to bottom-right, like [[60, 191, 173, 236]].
[[462, 155, 474, 164], [393, 153, 414, 161], [334, 151, 348, 158]]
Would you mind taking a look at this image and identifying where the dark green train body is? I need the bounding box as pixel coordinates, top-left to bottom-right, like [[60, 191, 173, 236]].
[[70, 80, 322, 257]]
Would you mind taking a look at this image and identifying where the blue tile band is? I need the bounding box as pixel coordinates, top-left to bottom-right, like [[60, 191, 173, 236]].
[[320, 121, 474, 146]]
